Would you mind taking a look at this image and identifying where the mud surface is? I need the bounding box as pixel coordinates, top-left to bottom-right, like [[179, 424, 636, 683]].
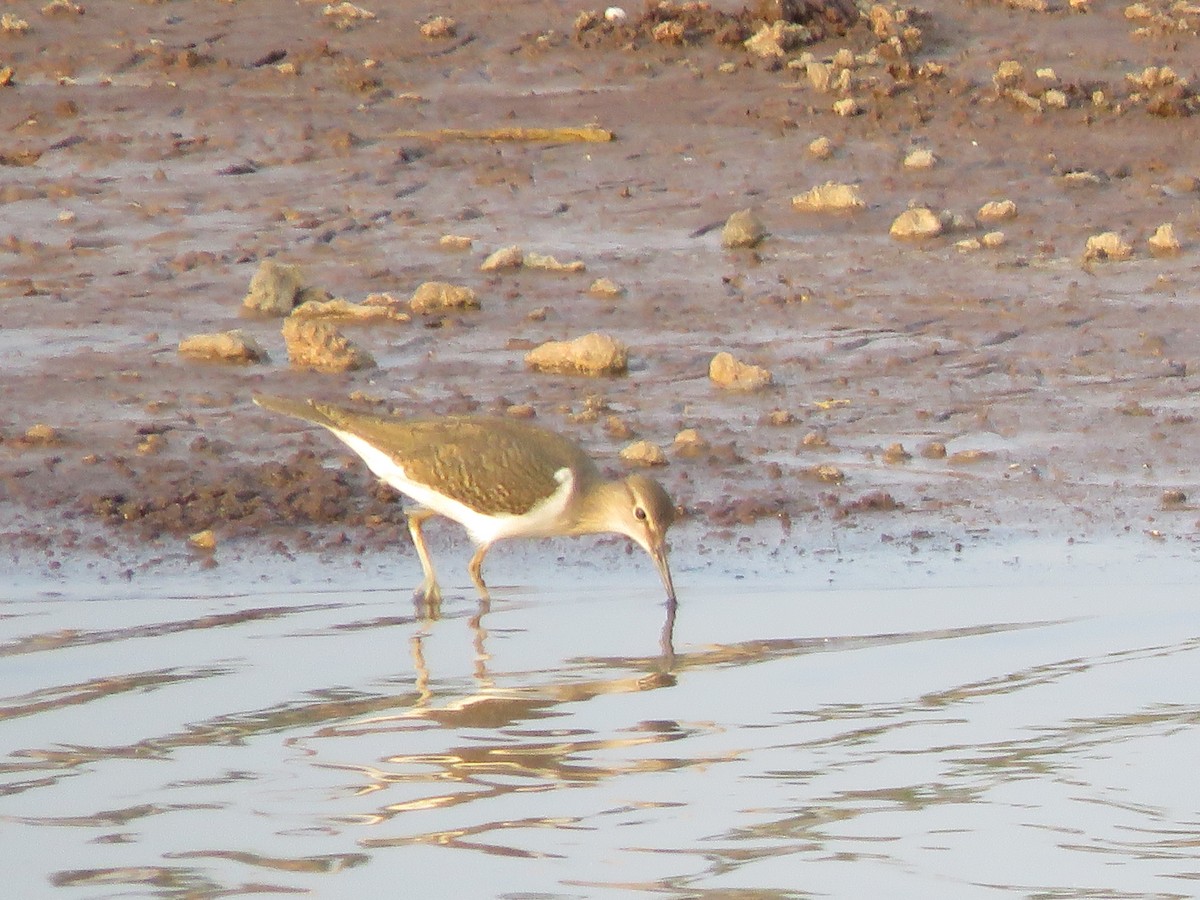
[[4, 0, 1200, 580]]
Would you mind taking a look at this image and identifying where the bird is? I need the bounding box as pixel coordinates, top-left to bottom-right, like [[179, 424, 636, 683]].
[[252, 394, 677, 604]]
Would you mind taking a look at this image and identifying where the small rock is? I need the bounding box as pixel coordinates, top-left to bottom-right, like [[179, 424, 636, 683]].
[[744, 20, 811, 58], [1148, 223, 1181, 256], [889, 207, 943, 239], [178, 329, 269, 364], [806, 61, 833, 92], [1083, 231, 1133, 262], [24, 423, 60, 446], [672, 428, 709, 457], [506, 404, 536, 419], [802, 430, 829, 447], [242, 260, 327, 316], [920, 441, 947, 459], [524, 252, 586, 273], [903, 148, 937, 170], [604, 415, 634, 439], [323, 2, 375, 28], [1044, 89, 1069, 109], [588, 277, 625, 298], [808, 463, 845, 483], [419, 15, 455, 38], [281, 319, 376, 372], [709, 351, 773, 391], [480, 245, 524, 272], [409, 281, 480, 314], [721, 208, 766, 248], [764, 409, 795, 426], [948, 449, 994, 464], [882, 442, 912, 463], [291, 297, 410, 322], [978, 199, 1018, 221], [1162, 488, 1188, 506], [620, 439, 667, 467], [1062, 170, 1103, 187], [652, 20, 684, 44], [1, 13, 29, 32], [189, 529, 217, 552], [525, 332, 628, 377], [42, 0, 84, 15], [137, 433, 167, 455], [955, 238, 982, 252], [439, 234, 473, 250], [832, 97, 861, 117], [808, 135, 833, 159], [792, 181, 865, 212], [981, 231, 1007, 249], [994, 60, 1025, 88]]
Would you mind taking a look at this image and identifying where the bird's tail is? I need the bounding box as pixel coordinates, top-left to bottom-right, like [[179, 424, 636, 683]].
[[252, 393, 340, 429]]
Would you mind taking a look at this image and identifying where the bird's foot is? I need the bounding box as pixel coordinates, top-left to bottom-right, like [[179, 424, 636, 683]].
[[413, 580, 443, 619]]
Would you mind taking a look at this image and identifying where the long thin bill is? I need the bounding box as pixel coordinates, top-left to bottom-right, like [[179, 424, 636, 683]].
[[651, 545, 676, 602]]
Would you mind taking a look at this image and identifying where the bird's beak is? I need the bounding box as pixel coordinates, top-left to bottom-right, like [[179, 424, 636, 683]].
[[649, 541, 676, 602]]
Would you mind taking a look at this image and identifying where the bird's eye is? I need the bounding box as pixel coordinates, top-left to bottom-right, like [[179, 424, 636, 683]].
[[634, 507, 648, 521]]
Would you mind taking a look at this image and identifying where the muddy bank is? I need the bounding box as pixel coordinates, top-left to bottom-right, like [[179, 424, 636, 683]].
[[3, 0, 1200, 579]]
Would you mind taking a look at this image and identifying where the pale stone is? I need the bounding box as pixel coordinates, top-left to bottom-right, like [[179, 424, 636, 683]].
[[744, 21, 810, 58], [242, 260, 324, 316], [409, 282, 479, 314], [994, 60, 1024, 87], [808, 135, 833, 159], [721, 208, 766, 248], [291, 297, 410, 322], [480, 245, 524, 272], [620, 439, 667, 467], [588, 277, 625, 298], [1083, 231, 1133, 261], [1148, 223, 1181, 255], [709, 351, 773, 391], [525, 332, 628, 376], [419, 15, 455, 39], [792, 181, 865, 212], [178, 329, 269, 364], [978, 199, 1018, 221], [189, 529, 217, 551], [524, 252, 586, 272], [889, 207, 943, 239], [903, 148, 937, 170], [281, 319, 375, 372]]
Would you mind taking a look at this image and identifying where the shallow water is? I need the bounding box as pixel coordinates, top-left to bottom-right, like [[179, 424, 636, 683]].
[[5, 545, 1200, 898]]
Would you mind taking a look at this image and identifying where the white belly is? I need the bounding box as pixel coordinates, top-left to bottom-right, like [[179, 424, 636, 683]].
[[333, 429, 577, 546]]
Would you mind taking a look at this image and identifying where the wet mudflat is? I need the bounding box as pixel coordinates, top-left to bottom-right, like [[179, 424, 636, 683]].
[[5, 540, 1200, 898]]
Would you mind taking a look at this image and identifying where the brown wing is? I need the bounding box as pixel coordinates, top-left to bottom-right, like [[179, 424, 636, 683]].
[[263, 396, 601, 516]]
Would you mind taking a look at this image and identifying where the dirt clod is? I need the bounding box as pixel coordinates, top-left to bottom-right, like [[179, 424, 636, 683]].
[[525, 333, 629, 376]]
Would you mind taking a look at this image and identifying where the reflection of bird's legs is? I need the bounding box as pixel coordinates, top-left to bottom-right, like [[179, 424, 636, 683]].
[[465, 542, 494, 683], [410, 631, 432, 707], [406, 508, 442, 616], [469, 591, 492, 686], [467, 542, 493, 601], [659, 597, 677, 672]]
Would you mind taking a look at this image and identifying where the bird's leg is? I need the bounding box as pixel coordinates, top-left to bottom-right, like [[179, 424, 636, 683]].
[[406, 508, 442, 613], [467, 543, 492, 602]]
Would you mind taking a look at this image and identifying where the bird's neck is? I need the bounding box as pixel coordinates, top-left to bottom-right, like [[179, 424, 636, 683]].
[[567, 478, 628, 537]]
